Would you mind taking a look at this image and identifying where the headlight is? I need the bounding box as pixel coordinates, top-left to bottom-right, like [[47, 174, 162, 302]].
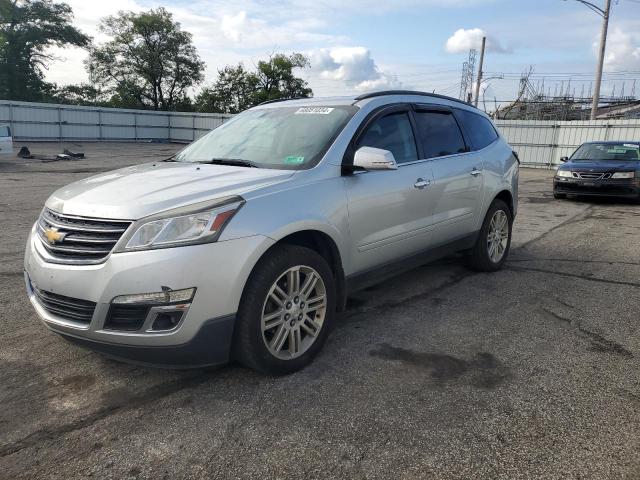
[[611, 172, 635, 179], [556, 170, 573, 178], [115, 196, 244, 252]]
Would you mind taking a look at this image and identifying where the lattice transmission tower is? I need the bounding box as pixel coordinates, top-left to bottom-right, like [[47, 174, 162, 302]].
[[459, 49, 477, 102]]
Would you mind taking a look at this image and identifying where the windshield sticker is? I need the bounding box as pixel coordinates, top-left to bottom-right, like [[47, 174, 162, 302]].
[[285, 156, 305, 164], [295, 107, 335, 115]]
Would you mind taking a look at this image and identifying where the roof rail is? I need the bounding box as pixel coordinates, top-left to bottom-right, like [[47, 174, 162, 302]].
[[353, 90, 475, 108]]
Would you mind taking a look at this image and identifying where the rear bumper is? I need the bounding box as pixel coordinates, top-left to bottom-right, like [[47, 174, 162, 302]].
[[553, 177, 640, 198]]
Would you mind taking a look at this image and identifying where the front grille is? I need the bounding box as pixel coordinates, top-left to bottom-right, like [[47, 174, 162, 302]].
[[37, 208, 132, 264], [33, 287, 96, 324], [572, 172, 612, 180], [104, 305, 150, 331]]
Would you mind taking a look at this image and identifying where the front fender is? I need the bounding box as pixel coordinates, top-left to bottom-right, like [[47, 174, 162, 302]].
[[221, 176, 352, 273]]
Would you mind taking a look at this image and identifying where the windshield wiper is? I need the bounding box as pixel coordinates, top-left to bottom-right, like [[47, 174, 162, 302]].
[[203, 158, 259, 168]]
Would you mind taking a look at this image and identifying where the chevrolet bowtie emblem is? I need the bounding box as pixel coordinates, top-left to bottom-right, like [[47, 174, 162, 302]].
[[44, 227, 66, 245]]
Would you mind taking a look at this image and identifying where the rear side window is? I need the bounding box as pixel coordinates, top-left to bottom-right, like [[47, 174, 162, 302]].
[[413, 111, 466, 159], [455, 109, 498, 150], [357, 112, 418, 164]]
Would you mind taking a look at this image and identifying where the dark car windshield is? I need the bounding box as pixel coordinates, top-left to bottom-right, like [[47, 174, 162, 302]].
[[174, 105, 357, 169], [571, 142, 640, 161]]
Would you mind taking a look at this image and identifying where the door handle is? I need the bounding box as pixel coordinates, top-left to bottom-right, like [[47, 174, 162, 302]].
[[414, 178, 431, 189], [470, 168, 482, 176]]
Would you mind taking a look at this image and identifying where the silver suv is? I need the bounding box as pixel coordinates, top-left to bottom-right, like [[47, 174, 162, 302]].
[[24, 91, 519, 374]]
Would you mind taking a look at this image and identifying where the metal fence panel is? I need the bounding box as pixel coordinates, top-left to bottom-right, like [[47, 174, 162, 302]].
[[3, 101, 639, 167], [0, 100, 231, 143], [495, 119, 640, 168]]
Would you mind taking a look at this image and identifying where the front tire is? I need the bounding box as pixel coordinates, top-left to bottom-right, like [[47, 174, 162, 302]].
[[553, 192, 566, 199], [233, 245, 336, 375], [466, 199, 513, 272]]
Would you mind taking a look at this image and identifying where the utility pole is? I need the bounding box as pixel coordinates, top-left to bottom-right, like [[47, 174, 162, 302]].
[[564, 0, 611, 119], [592, 0, 611, 119], [474, 36, 486, 107]]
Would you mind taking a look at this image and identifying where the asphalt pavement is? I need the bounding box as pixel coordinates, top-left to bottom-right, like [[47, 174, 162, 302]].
[[1, 143, 639, 479]]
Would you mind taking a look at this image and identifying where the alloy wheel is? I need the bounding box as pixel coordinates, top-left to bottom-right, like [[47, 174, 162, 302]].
[[487, 209, 509, 263], [261, 265, 327, 360]]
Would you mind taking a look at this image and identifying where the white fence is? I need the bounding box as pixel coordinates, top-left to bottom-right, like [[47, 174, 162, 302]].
[[495, 119, 640, 168], [0, 100, 231, 143], [2, 100, 640, 167]]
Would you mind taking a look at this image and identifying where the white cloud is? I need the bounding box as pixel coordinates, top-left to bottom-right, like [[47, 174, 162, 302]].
[[601, 28, 640, 70], [445, 28, 509, 54], [220, 11, 247, 42], [310, 47, 401, 91]]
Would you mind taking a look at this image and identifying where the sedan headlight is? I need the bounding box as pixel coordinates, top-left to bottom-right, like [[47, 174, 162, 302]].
[[556, 169, 573, 178], [115, 196, 244, 252], [611, 171, 635, 179]]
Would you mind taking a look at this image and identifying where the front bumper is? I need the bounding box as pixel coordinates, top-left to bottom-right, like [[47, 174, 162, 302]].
[[24, 224, 275, 366], [553, 177, 640, 198]]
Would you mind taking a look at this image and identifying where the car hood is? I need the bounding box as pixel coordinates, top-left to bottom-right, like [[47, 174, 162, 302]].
[[562, 160, 640, 171], [46, 162, 295, 219]]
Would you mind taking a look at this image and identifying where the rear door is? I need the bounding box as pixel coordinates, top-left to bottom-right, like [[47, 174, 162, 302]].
[[412, 105, 485, 246], [343, 105, 437, 274]]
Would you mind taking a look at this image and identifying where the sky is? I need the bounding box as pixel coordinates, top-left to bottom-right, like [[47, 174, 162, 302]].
[[44, 0, 640, 105]]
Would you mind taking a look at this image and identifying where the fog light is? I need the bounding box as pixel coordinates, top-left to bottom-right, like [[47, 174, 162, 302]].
[[112, 287, 195, 305], [151, 311, 184, 331]]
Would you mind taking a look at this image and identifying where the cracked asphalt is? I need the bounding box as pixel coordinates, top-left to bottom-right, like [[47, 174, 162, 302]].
[[1, 143, 639, 479]]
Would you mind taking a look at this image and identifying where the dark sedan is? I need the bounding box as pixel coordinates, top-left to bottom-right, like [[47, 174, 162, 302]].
[[554, 141, 640, 201]]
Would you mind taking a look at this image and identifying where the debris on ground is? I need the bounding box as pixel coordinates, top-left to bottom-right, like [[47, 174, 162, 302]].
[[63, 149, 85, 159], [16, 145, 86, 162], [17, 146, 33, 158]]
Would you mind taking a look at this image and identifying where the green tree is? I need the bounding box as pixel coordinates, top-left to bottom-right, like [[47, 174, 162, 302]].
[[195, 64, 257, 114], [253, 53, 312, 104], [195, 53, 312, 114], [87, 7, 204, 111], [0, 0, 90, 101], [53, 83, 103, 105]]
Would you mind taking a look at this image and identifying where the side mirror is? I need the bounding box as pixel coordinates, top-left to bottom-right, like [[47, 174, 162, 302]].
[[353, 146, 398, 171], [560, 156, 569, 163]]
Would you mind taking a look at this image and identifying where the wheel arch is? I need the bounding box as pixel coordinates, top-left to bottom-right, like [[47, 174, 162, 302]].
[[250, 228, 348, 312], [494, 189, 514, 216]]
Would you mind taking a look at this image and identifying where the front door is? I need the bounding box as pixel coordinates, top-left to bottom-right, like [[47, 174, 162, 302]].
[[343, 107, 438, 274]]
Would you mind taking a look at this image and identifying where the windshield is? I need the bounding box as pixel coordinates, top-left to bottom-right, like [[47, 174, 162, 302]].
[[571, 142, 640, 161], [174, 105, 357, 169]]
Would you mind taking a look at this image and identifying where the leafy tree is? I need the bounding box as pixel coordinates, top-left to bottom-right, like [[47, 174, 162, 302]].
[[87, 7, 204, 111], [0, 0, 90, 101], [195, 64, 257, 114], [253, 53, 312, 104], [195, 53, 312, 114], [53, 83, 103, 105]]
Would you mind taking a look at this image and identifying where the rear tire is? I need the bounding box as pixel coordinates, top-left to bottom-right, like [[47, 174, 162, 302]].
[[466, 199, 512, 272], [233, 245, 336, 375]]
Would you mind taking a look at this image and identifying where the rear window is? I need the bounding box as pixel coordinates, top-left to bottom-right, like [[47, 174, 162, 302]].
[[0, 126, 10, 138], [413, 111, 467, 159], [454, 109, 498, 150]]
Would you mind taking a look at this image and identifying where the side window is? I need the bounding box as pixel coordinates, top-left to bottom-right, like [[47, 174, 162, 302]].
[[413, 111, 467, 159], [357, 112, 418, 164], [455, 109, 498, 150]]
